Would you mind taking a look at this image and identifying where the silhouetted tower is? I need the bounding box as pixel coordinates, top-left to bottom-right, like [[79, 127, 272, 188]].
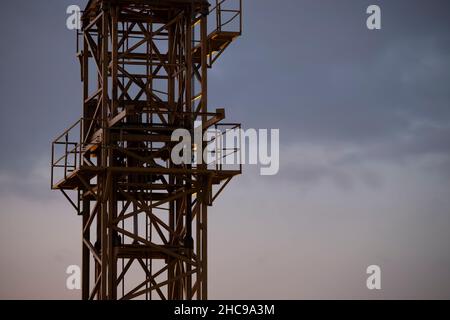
[[51, 0, 242, 300]]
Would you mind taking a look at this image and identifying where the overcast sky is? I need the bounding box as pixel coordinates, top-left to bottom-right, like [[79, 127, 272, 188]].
[[1, 0, 450, 299]]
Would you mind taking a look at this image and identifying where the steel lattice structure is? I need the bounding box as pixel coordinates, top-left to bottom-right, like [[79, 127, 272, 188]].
[[51, 0, 242, 300]]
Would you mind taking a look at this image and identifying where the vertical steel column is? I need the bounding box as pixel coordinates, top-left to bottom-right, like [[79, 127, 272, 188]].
[[200, 12, 209, 301], [100, 3, 109, 299], [108, 5, 119, 301], [185, 6, 194, 300], [82, 199, 90, 300], [81, 23, 91, 300]]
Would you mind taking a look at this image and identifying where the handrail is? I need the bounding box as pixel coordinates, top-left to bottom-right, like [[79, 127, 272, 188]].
[[52, 119, 82, 144], [218, 11, 240, 30], [51, 117, 101, 188], [210, 0, 242, 34], [51, 117, 242, 189], [207, 123, 242, 173]]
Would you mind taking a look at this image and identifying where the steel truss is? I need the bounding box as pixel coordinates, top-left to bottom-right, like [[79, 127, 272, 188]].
[[51, 0, 242, 300]]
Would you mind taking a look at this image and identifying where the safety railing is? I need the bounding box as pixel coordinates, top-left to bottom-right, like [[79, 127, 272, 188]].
[[51, 118, 101, 189], [206, 123, 242, 173], [211, 0, 242, 34], [52, 118, 241, 188]]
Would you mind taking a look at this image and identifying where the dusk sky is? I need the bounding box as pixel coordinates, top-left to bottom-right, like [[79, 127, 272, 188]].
[[1, 0, 450, 299]]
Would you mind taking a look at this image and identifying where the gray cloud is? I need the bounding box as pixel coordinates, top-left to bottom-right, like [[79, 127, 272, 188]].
[[1, 0, 450, 299]]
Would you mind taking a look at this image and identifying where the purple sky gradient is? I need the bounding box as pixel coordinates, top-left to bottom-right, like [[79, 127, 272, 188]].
[[1, 0, 450, 299]]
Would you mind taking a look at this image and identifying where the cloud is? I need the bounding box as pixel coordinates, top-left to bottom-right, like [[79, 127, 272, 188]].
[[1, 0, 450, 299], [0, 155, 54, 200]]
